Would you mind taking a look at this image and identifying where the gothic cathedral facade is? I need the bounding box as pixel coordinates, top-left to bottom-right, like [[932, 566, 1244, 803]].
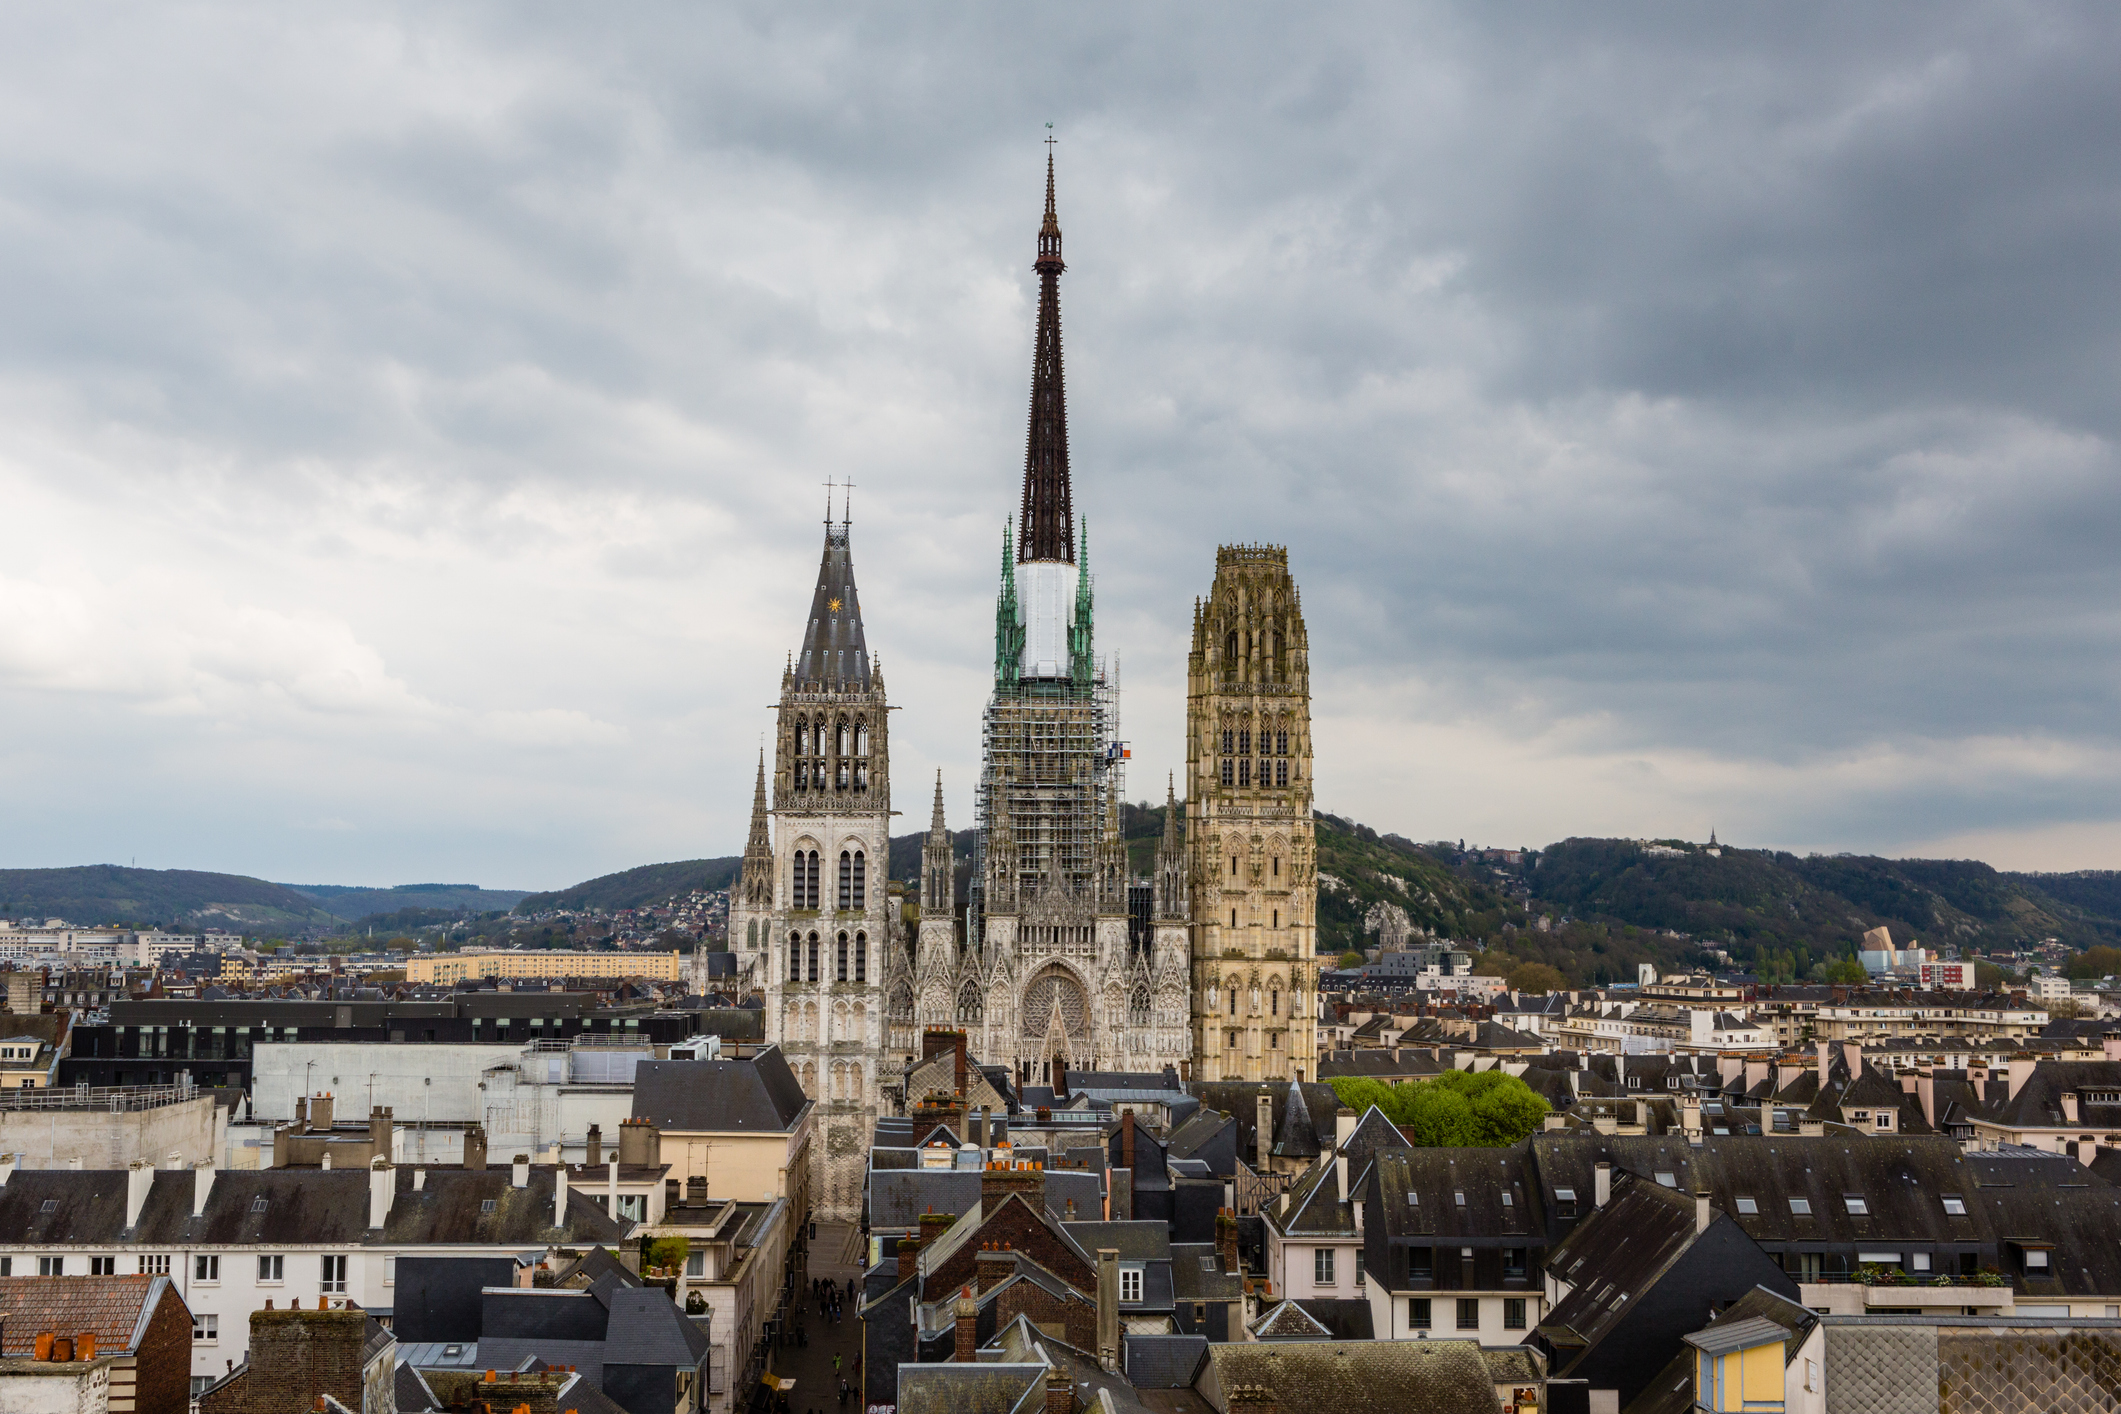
[[721, 513, 905, 1221], [910, 155, 1192, 1082], [1185, 546, 1320, 1082]]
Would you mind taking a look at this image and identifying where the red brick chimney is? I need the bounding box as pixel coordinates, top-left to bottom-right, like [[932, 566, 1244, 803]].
[[897, 1235, 922, 1283], [954, 1287, 978, 1362], [1045, 1366, 1072, 1414], [982, 1160, 1046, 1217], [1120, 1110, 1135, 1172], [1054, 1056, 1069, 1098], [1215, 1207, 1240, 1272], [977, 1243, 1013, 1293], [1227, 1382, 1280, 1414]]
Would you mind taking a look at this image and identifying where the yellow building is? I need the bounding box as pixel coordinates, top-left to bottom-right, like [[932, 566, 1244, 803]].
[[0, 1034, 53, 1088], [405, 950, 684, 985], [1681, 1289, 1821, 1414]]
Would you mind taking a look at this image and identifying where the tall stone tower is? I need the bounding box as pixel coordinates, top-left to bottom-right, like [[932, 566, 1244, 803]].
[[754, 501, 902, 1220], [920, 152, 1189, 1084], [1187, 546, 1318, 1082]]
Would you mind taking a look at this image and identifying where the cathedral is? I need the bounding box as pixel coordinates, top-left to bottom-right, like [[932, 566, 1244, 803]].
[[717, 155, 1317, 1220]]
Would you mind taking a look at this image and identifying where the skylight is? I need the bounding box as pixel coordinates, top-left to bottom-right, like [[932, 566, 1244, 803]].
[[1655, 1172, 1677, 1188], [1844, 1196, 1869, 1216], [1790, 1198, 1812, 1215], [1735, 1197, 1758, 1215], [1942, 1195, 1967, 1216]]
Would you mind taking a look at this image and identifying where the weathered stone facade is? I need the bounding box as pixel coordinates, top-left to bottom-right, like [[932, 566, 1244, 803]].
[[1187, 545, 1319, 1082], [724, 511, 905, 1222]]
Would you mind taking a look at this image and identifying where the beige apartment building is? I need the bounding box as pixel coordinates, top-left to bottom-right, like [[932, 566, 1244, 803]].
[[405, 949, 684, 985]]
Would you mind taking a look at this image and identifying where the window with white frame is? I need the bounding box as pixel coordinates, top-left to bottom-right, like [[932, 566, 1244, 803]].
[[385, 1257, 397, 1286], [258, 1255, 283, 1283], [193, 1313, 217, 1342], [90, 1256, 115, 1276], [1314, 1248, 1336, 1285], [38, 1256, 63, 1276], [1120, 1267, 1143, 1303], [139, 1254, 170, 1275], [194, 1254, 219, 1282], [321, 1254, 348, 1293]]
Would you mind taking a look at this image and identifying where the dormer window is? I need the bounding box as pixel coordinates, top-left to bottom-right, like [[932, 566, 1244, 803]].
[[1554, 1188, 1577, 1218], [2025, 1248, 2051, 1270]]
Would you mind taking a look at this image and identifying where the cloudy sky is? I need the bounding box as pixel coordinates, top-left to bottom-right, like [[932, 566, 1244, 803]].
[[1, 3, 2117, 889]]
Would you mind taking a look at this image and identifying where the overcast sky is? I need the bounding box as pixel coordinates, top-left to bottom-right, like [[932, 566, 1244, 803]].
[[1, 3, 2117, 889]]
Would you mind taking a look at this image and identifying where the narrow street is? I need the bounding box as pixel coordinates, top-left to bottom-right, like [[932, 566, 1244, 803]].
[[761, 1220, 868, 1414]]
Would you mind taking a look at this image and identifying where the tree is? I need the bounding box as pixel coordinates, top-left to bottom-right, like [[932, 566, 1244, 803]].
[[2066, 946, 2121, 981], [1338, 950, 1366, 969], [1812, 957, 1867, 985], [1326, 1070, 1548, 1148], [1505, 962, 1568, 994], [644, 1235, 689, 1276]]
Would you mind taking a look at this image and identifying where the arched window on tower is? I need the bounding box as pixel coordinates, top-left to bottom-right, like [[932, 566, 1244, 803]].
[[806, 932, 821, 982], [854, 931, 867, 982], [855, 723, 869, 756], [787, 932, 801, 982], [1276, 729, 1288, 755], [854, 762, 868, 791], [1221, 759, 1233, 787], [746, 919, 758, 950], [1225, 631, 1238, 671], [838, 720, 851, 756], [852, 850, 866, 909], [795, 761, 807, 791], [1238, 728, 1250, 756], [1221, 728, 1234, 755], [836, 931, 849, 982], [836, 761, 850, 791], [1276, 760, 1288, 787], [1239, 759, 1251, 788]]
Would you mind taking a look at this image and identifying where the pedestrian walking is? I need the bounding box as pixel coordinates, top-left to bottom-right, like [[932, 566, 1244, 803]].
[[833, 1353, 841, 1377]]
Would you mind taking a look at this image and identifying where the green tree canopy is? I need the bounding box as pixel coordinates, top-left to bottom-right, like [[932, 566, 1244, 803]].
[[1326, 1070, 1549, 1147], [2066, 946, 2121, 980], [1504, 961, 1568, 994], [1338, 950, 1366, 969]]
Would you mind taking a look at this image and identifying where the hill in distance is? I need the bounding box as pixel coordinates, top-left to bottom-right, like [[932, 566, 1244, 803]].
[[0, 865, 339, 933], [286, 882, 531, 922], [513, 858, 743, 915]]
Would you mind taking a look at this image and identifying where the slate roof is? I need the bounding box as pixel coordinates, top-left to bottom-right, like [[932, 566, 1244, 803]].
[[1167, 1244, 1241, 1302], [1540, 1172, 1702, 1352], [893, 1362, 1047, 1414], [1248, 1299, 1332, 1339], [1271, 1158, 1355, 1238], [0, 1275, 172, 1356], [1368, 1144, 1541, 1246], [601, 1287, 711, 1368], [867, 1169, 984, 1230], [0, 1166, 629, 1248], [395, 1363, 441, 1414], [1123, 1333, 1207, 1388], [629, 1051, 808, 1132], [1201, 1338, 1502, 1414], [1272, 1077, 1319, 1160]]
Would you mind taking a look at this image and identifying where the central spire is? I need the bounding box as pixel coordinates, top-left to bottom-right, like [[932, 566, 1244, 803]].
[[1019, 150, 1074, 564]]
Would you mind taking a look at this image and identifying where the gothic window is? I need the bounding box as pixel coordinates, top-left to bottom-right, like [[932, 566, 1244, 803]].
[[788, 933, 801, 982], [746, 919, 758, 950], [807, 933, 820, 982], [1239, 759, 1251, 787], [795, 717, 808, 754], [1225, 631, 1238, 667], [795, 761, 808, 790], [1221, 760, 1233, 786], [1238, 728, 1251, 755], [1276, 729, 1288, 755], [855, 723, 869, 756], [838, 720, 850, 755], [839, 851, 853, 910], [852, 850, 866, 908], [855, 932, 867, 983], [1272, 856, 1280, 878], [854, 763, 868, 791], [1276, 760, 1288, 787], [1221, 729, 1234, 755], [1271, 989, 1280, 1016], [1228, 989, 1237, 1015], [836, 762, 850, 790], [836, 932, 849, 982], [957, 984, 983, 1024], [1231, 854, 1239, 876]]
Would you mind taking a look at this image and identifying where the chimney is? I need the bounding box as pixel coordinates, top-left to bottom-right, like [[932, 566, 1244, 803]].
[[512, 1154, 530, 1188], [977, 1244, 1013, 1294], [126, 1160, 153, 1230], [33, 1333, 51, 1362], [554, 1164, 570, 1228], [606, 1158, 620, 1217], [1841, 1042, 1863, 1079], [619, 1118, 660, 1168], [1226, 1386, 1280, 1414], [1045, 1366, 1072, 1414], [585, 1125, 603, 1168], [1695, 1190, 1712, 1235], [2105, 1034, 2121, 1064], [1096, 1249, 1120, 1373], [369, 1159, 393, 1229], [1215, 1208, 1239, 1272], [953, 1287, 978, 1362], [2061, 1091, 2080, 1124], [0, 1153, 17, 1188], [311, 1093, 334, 1131], [1334, 1107, 1357, 1152], [1121, 1110, 1136, 1172], [1916, 1072, 1936, 1129], [1681, 1099, 1702, 1140], [50, 1337, 72, 1363], [1815, 1040, 1830, 1093], [2007, 1055, 2036, 1102], [75, 1332, 94, 1361], [1256, 1094, 1273, 1171], [971, 1107, 989, 1151], [2078, 1138, 2099, 1167], [954, 1032, 968, 1098], [370, 1105, 394, 1158], [193, 1159, 216, 1218], [464, 1125, 488, 1172], [1594, 1161, 1611, 1209], [413, 1168, 426, 1192], [1336, 1151, 1350, 1204], [897, 1234, 923, 1282]]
